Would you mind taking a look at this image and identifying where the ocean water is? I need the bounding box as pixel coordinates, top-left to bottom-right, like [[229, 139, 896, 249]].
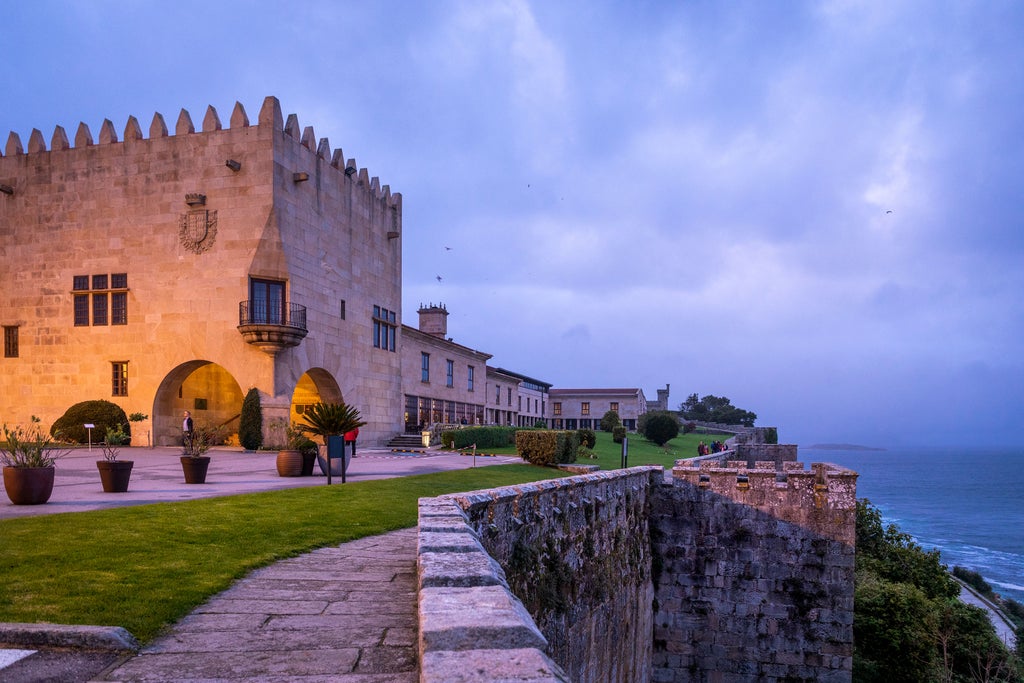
[[804, 446, 1024, 604]]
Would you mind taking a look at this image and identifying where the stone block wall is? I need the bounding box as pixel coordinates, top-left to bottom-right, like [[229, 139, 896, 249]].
[[651, 460, 856, 681], [416, 457, 857, 682], [420, 468, 662, 683]]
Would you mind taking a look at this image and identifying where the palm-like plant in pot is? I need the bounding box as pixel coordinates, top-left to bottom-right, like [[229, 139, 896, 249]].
[[97, 424, 133, 493], [1, 416, 70, 505], [298, 402, 366, 482]]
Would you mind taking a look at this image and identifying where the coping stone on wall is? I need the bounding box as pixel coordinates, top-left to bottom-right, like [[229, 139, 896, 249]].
[[421, 648, 570, 683]]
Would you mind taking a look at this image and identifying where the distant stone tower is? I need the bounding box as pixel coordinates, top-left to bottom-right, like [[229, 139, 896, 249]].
[[417, 303, 449, 338], [656, 383, 670, 411]]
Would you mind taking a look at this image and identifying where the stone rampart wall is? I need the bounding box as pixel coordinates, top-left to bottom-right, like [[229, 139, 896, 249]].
[[651, 460, 856, 681], [417, 458, 856, 682], [418, 468, 662, 683]]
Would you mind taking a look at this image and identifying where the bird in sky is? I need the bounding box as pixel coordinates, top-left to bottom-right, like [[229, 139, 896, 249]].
[[436, 275, 443, 282], [886, 210, 893, 214], [444, 246, 452, 251]]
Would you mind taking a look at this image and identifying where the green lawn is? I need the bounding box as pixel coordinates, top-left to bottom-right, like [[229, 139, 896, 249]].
[[450, 430, 733, 470], [0, 464, 571, 642]]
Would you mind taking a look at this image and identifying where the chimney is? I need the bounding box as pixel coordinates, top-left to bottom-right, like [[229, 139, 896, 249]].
[[418, 303, 449, 339]]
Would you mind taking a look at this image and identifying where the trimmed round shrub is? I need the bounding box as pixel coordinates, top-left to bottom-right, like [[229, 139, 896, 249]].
[[576, 428, 596, 449], [51, 400, 130, 444], [239, 388, 263, 451], [612, 425, 626, 444], [600, 410, 622, 432], [645, 412, 680, 446]]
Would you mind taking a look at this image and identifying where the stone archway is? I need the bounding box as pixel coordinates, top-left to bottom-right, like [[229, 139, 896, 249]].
[[153, 360, 245, 446], [288, 368, 343, 427]]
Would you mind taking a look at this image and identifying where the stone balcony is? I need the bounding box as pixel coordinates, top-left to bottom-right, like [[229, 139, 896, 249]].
[[237, 300, 308, 355]]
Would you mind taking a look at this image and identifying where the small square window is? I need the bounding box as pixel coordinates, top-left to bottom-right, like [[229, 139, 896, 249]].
[[111, 273, 128, 289], [73, 275, 89, 291], [92, 274, 108, 290]]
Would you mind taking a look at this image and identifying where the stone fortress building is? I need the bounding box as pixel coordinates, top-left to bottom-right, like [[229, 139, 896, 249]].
[[0, 96, 403, 445], [0, 96, 657, 446]]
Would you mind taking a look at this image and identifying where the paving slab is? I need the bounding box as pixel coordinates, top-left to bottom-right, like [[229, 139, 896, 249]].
[[94, 529, 420, 681]]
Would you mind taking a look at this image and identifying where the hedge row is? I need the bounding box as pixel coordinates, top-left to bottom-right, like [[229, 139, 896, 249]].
[[440, 426, 518, 449], [515, 430, 579, 467]]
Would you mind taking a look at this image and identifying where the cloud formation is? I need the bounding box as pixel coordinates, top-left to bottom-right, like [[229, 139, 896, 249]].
[[2, 0, 1022, 447]]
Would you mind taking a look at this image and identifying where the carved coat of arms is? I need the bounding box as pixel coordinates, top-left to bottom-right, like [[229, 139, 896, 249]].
[[179, 210, 218, 254]]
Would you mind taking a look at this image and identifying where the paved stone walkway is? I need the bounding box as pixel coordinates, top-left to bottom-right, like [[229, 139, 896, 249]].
[[97, 528, 419, 682]]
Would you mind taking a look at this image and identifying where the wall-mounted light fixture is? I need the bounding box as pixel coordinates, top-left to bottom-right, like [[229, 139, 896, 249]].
[[344, 165, 357, 176], [387, 231, 400, 240], [225, 159, 241, 172], [0, 184, 13, 196], [185, 193, 206, 207], [293, 172, 309, 182]]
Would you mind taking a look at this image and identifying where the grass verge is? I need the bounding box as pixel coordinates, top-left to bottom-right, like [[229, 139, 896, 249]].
[[0, 464, 569, 642], [450, 430, 733, 470]]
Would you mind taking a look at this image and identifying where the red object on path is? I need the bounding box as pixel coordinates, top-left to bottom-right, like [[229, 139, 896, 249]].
[[344, 428, 359, 442]]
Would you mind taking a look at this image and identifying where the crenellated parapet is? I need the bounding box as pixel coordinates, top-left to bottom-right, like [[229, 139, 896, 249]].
[[672, 458, 858, 544], [0, 96, 401, 213]]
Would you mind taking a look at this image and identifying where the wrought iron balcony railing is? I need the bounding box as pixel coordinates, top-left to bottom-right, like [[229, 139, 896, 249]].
[[238, 301, 308, 330], [237, 300, 308, 355]]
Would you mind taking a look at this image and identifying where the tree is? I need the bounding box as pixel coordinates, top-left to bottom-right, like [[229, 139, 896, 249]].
[[644, 412, 679, 446], [238, 388, 263, 451], [599, 409, 621, 432], [678, 393, 756, 427]]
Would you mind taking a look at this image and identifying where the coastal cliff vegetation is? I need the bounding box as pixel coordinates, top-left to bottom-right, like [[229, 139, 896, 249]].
[[855, 499, 1023, 682]]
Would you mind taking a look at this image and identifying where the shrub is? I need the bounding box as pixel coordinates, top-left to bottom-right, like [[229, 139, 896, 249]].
[[51, 400, 130, 444], [683, 421, 696, 434], [516, 430, 578, 466], [238, 388, 263, 451], [576, 428, 596, 449], [645, 413, 680, 446], [441, 426, 517, 450], [764, 426, 778, 444], [951, 566, 993, 596], [612, 426, 626, 444], [599, 410, 621, 432]]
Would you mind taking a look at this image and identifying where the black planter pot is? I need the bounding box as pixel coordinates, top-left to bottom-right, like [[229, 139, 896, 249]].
[[180, 456, 211, 484], [97, 460, 134, 493], [300, 450, 317, 476]]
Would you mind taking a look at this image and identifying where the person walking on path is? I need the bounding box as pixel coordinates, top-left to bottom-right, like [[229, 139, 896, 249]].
[[182, 411, 194, 454]]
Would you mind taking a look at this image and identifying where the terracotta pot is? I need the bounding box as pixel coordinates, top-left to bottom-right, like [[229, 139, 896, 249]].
[[3, 466, 55, 505], [276, 450, 303, 477], [180, 456, 211, 484], [97, 460, 134, 493]]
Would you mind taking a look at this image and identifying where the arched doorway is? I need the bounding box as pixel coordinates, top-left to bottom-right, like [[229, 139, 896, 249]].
[[153, 361, 244, 446], [289, 368, 343, 427]]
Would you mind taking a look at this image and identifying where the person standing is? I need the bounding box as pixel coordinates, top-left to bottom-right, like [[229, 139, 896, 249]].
[[182, 410, 194, 453]]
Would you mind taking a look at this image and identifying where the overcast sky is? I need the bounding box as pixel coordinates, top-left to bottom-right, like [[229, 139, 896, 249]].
[[3, 1, 1022, 448]]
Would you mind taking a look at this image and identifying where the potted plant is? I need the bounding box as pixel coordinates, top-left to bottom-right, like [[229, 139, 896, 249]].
[[298, 402, 366, 483], [1, 416, 69, 505], [180, 423, 218, 484], [96, 424, 134, 493], [276, 423, 317, 477]]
